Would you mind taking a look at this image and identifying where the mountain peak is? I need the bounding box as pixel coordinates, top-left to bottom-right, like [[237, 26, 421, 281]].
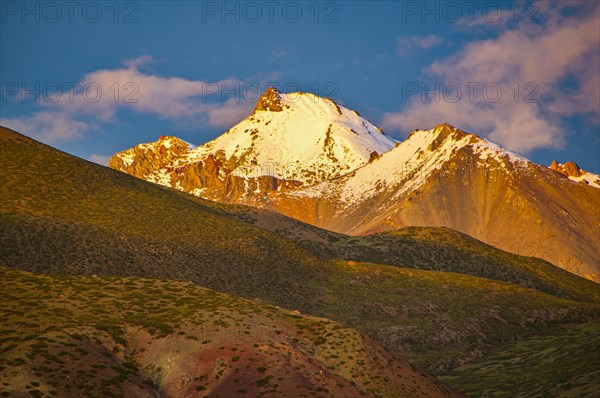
[[408, 123, 474, 145], [253, 86, 285, 113], [158, 135, 179, 141], [112, 89, 398, 190], [549, 160, 599, 188], [174, 88, 399, 186], [549, 160, 582, 177], [109, 135, 195, 179], [434, 122, 458, 133], [433, 123, 483, 142]]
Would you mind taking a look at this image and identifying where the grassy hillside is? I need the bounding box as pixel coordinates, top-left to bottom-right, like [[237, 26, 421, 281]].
[[1, 126, 599, 395], [313, 260, 597, 371], [214, 207, 599, 303], [0, 127, 326, 312], [0, 266, 461, 398], [439, 321, 600, 397]]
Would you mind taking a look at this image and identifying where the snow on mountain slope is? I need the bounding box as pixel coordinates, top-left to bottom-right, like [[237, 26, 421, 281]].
[[569, 173, 600, 188], [292, 123, 531, 205], [266, 124, 599, 282], [110, 87, 397, 201], [179, 87, 397, 184]]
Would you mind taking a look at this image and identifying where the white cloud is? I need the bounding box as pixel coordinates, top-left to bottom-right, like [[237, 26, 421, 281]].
[[383, 3, 600, 153], [1, 56, 261, 143], [89, 154, 111, 166], [123, 54, 155, 70], [206, 98, 255, 129], [396, 34, 442, 55], [0, 111, 88, 142]]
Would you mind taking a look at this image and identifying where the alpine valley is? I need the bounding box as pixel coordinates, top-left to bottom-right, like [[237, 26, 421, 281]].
[[1, 88, 599, 398]]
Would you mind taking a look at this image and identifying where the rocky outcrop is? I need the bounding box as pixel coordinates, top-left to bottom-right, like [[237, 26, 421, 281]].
[[549, 160, 600, 188], [108, 136, 192, 181], [369, 151, 380, 163], [253, 86, 286, 113], [550, 160, 583, 177], [169, 153, 303, 203]]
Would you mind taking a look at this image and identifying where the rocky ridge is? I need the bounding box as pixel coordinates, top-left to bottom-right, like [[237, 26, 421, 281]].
[[549, 160, 600, 188]]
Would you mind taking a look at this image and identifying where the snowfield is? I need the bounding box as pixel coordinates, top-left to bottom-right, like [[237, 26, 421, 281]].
[[178, 90, 398, 185]]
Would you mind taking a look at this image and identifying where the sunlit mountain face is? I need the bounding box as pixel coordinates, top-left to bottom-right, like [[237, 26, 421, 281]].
[[2, 2, 599, 397], [111, 89, 600, 283]]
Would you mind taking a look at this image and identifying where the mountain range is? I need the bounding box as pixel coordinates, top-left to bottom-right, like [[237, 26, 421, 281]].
[[2, 87, 599, 397], [1, 119, 599, 397], [109, 87, 397, 200], [110, 87, 600, 282]]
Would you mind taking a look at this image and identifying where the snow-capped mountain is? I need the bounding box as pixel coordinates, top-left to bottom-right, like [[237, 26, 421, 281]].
[[110, 87, 397, 203], [285, 123, 533, 204], [261, 123, 599, 281], [186, 87, 397, 184], [110, 92, 599, 282]]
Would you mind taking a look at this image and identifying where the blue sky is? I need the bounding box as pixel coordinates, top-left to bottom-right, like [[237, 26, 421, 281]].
[[1, 0, 599, 172]]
